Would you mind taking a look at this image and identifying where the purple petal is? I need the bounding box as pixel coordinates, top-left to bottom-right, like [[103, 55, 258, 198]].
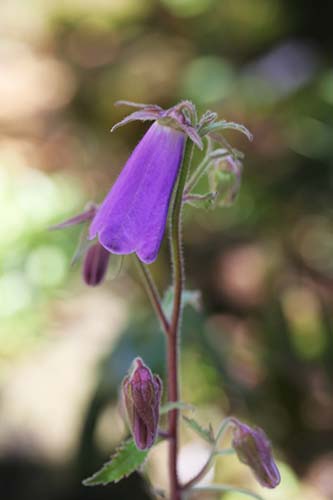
[[89, 122, 185, 263], [133, 410, 152, 450], [111, 110, 162, 132], [123, 358, 162, 450], [232, 421, 281, 489]]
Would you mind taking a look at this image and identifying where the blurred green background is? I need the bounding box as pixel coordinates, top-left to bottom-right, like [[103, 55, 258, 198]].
[[0, 0, 333, 499]]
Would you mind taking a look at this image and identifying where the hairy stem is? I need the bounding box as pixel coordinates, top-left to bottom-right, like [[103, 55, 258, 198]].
[[135, 256, 170, 334], [167, 139, 194, 500]]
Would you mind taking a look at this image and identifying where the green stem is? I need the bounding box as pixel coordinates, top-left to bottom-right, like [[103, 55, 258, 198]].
[[216, 416, 235, 442], [168, 139, 194, 500], [181, 416, 235, 492]]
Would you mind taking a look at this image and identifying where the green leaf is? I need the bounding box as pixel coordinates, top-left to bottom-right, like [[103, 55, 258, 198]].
[[83, 439, 148, 486], [183, 415, 215, 444], [162, 288, 201, 321], [200, 120, 253, 142], [160, 401, 195, 415]]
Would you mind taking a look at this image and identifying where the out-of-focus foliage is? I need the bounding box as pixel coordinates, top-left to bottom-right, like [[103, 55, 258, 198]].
[[0, 0, 333, 499]]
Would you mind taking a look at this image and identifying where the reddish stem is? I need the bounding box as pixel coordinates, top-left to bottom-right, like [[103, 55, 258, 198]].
[[167, 140, 194, 500], [167, 327, 181, 500]]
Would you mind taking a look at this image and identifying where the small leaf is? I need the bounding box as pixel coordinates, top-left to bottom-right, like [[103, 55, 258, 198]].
[[162, 288, 202, 321], [160, 401, 195, 415], [83, 439, 148, 486], [200, 120, 253, 142], [182, 289, 202, 311], [183, 416, 215, 444]]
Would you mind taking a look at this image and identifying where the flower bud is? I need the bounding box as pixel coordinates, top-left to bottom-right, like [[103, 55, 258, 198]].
[[82, 242, 110, 286], [208, 156, 242, 207], [232, 420, 281, 489], [122, 358, 162, 450]]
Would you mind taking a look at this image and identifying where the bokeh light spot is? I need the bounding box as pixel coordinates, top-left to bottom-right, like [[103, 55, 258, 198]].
[[0, 272, 32, 318], [25, 245, 67, 288], [182, 56, 234, 104], [161, 0, 215, 17]]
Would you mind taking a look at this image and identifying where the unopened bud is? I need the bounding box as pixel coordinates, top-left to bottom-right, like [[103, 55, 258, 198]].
[[83, 243, 110, 286], [209, 156, 242, 207], [232, 420, 281, 489], [122, 358, 162, 450]]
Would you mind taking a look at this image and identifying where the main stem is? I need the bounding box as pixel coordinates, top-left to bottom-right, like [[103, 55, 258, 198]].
[[168, 140, 194, 500]]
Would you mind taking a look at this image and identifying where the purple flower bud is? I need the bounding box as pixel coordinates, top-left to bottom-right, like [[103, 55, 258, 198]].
[[122, 358, 162, 450], [232, 420, 281, 489], [50, 205, 112, 287], [89, 101, 202, 264], [82, 242, 110, 286]]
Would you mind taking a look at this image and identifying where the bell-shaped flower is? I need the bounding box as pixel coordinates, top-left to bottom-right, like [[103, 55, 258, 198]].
[[232, 419, 281, 489], [122, 357, 163, 450], [89, 101, 202, 264]]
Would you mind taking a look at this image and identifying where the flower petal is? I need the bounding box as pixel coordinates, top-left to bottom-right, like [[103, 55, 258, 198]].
[[89, 122, 185, 263]]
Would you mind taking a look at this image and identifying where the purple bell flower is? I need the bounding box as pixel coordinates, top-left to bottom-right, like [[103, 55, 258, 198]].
[[122, 357, 163, 451], [232, 419, 281, 489], [89, 101, 202, 264]]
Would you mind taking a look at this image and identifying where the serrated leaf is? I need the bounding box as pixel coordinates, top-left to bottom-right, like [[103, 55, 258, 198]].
[[83, 439, 148, 486], [160, 401, 195, 415], [200, 120, 253, 142], [162, 288, 202, 321], [183, 416, 215, 444]]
